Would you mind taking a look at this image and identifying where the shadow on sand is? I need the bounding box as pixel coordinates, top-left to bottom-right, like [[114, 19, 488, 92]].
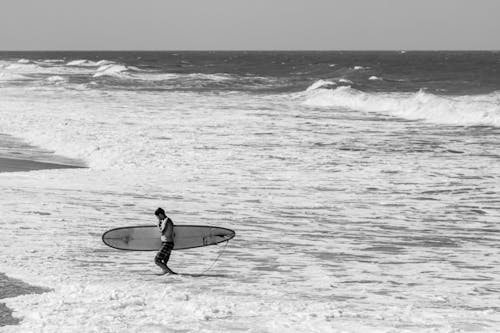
[[137, 271, 233, 279], [176, 272, 232, 278]]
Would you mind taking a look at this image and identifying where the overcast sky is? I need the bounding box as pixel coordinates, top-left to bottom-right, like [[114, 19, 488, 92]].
[[1, 0, 499, 50]]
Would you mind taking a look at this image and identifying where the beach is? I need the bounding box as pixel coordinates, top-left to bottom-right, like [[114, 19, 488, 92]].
[[0, 157, 82, 173], [0, 134, 83, 327], [1, 51, 499, 332]]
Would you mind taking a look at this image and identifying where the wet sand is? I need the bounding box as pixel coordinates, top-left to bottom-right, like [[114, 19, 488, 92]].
[[0, 157, 83, 173], [0, 134, 83, 327], [0, 133, 84, 173], [0, 273, 50, 327]]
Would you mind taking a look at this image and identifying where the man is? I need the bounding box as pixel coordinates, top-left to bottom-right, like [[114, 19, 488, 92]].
[[154, 207, 176, 275]]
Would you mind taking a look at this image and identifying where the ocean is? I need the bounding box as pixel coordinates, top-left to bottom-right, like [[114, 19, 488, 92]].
[[0, 51, 499, 332]]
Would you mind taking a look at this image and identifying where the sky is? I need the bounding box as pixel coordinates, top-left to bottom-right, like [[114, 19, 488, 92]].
[[0, 0, 499, 50]]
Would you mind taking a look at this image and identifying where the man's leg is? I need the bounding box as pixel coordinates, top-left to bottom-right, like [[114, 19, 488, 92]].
[[154, 256, 168, 272], [154, 242, 175, 274], [162, 242, 175, 274]]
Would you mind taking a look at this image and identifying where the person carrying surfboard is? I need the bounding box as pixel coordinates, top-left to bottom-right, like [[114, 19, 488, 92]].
[[154, 207, 176, 275]]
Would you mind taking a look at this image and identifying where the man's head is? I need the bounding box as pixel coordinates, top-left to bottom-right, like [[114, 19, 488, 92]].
[[155, 207, 166, 220]]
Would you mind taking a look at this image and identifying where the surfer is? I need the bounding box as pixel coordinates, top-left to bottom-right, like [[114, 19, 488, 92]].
[[154, 207, 176, 275]]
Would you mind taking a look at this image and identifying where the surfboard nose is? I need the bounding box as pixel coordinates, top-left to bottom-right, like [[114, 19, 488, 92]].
[[203, 230, 235, 246]]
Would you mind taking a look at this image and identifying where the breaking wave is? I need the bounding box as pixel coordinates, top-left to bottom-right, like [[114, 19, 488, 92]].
[[46, 75, 67, 84], [306, 80, 336, 91], [4, 63, 42, 72], [93, 64, 130, 78], [306, 78, 359, 91], [302, 86, 500, 126], [0, 58, 278, 90], [66, 59, 113, 67], [0, 72, 29, 81]]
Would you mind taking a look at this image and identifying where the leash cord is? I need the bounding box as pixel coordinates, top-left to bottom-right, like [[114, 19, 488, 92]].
[[198, 240, 230, 275]]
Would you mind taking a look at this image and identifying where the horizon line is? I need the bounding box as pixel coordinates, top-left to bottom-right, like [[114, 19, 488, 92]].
[[1, 49, 499, 53]]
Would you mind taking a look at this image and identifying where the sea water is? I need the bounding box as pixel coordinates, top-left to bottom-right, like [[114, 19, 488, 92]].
[[0, 51, 500, 332]]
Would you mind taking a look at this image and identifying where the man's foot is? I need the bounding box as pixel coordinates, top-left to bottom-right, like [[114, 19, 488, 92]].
[[163, 267, 177, 275], [157, 267, 177, 275]]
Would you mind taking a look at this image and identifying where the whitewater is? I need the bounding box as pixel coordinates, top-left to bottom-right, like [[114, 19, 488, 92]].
[[0, 52, 499, 332]]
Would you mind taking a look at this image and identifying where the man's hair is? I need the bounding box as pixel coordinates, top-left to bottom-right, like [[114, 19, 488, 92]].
[[154, 207, 165, 216]]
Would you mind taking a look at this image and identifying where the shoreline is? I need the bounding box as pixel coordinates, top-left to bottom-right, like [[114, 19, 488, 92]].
[[0, 133, 85, 174], [0, 134, 84, 327], [0, 157, 84, 173], [0, 273, 50, 327]]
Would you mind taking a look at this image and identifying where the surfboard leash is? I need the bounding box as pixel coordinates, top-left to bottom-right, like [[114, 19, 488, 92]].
[[198, 239, 230, 275]]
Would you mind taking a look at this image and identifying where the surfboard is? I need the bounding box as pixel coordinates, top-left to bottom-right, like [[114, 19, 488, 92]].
[[102, 225, 235, 251]]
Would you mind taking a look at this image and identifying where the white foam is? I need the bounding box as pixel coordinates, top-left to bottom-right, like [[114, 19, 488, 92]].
[[130, 72, 259, 87], [306, 79, 336, 91], [17, 59, 31, 64], [1, 60, 80, 77], [188, 73, 233, 82], [66, 59, 98, 66], [0, 88, 252, 169], [5, 63, 41, 72], [369, 76, 383, 81], [93, 64, 129, 78], [41, 59, 65, 64], [1, 79, 500, 332], [0, 72, 29, 81], [338, 78, 354, 84], [46, 75, 67, 83], [303, 86, 500, 126], [95, 60, 113, 66]]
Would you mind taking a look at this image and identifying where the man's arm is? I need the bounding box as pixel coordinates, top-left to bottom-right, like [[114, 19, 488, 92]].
[[158, 218, 167, 233]]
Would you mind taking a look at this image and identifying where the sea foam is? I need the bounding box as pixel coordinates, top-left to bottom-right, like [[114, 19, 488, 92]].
[[303, 86, 500, 126], [306, 79, 336, 91], [93, 64, 129, 78], [0, 72, 29, 81], [46, 76, 67, 83], [66, 59, 98, 66]]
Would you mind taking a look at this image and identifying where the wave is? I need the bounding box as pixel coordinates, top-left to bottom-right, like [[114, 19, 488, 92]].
[[41, 59, 65, 64], [46, 75, 67, 83], [66, 59, 99, 67], [93, 64, 130, 78], [302, 86, 500, 126], [119, 72, 276, 91], [96, 60, 113, 66], [187, 73, 233, 82], [66, 59, 93, 66], [0, 72, 29, 81], [338, 78, 354, 84], [353, 66, 369, 70], [306, 79, 357, 91], [66, 59, 113, 67], [5, 63, 42, 72], [1, 61, 83, 79], [2, 57, 276, 90], [127, 72, 235, 82], [306, 79, 336, 91]]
